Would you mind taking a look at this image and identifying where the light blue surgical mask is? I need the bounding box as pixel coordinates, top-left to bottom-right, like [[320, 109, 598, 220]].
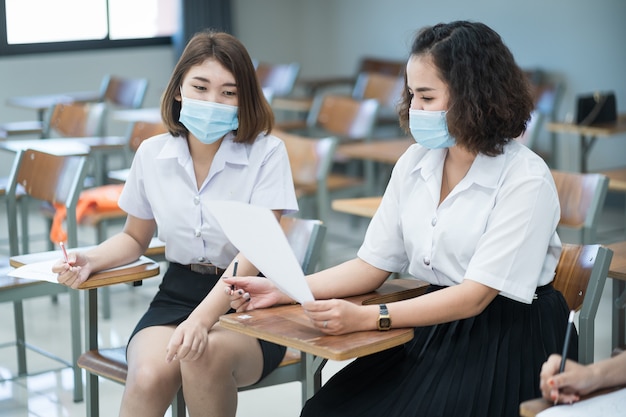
[[409, 109, 456, 149], [179, 92, 239, 144]]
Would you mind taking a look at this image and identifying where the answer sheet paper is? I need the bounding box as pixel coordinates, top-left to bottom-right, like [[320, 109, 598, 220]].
[[207, 201, 314, 304], [537, 387, 626, 417], [8, 257, 154, 283]]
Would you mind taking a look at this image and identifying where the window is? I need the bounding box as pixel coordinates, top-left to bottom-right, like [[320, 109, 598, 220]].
[[1, 0, 178, 56]]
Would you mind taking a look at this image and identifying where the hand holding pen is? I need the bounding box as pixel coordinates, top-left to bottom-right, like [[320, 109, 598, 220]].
[[546, 310, 576, 405]]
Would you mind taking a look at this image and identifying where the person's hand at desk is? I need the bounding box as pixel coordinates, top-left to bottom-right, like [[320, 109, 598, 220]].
[[540, 351, 626, 405], [52, 250, 93, 289], [225, 271, 381, 335]]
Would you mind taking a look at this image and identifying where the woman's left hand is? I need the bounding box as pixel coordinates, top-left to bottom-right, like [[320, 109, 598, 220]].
[[165, 318, 210, 362], [302, 299, 372, 335]]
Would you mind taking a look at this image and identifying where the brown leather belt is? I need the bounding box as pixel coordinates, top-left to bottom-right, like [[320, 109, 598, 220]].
[[176, 263, 226, 276]]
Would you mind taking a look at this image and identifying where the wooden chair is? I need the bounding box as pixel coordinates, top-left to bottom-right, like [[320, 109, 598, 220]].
[[255, 61, 300, 99], [519, 243, 615, 416], [351, 71, 404, 130], [516, 81, 563, 164], [98, 74, 149, 110], [278, 129, 365, 225], [551, 169, 609, 244], [43, 101, 108, 138], [107, 120, 168, 183], [552, 243, 613, 364], [1, 148, 89, 402], [76, 216, 326, 417], [0, 74, 148, 138]]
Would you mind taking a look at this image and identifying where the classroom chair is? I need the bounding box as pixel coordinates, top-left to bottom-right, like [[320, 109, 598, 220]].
[[76, 216, 327, 417], [551, 169, 609, 244], [1, 148, 89, 402], [552, 243, 613, 364], [254, 61, 300, 99], [277, 129, 365, 225]]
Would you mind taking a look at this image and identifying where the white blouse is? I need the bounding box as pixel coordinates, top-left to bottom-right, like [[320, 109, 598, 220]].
[[118, 131, 298, 268], [358, 140, 561, 304]]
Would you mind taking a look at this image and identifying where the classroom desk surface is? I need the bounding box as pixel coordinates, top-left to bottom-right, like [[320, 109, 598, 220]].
[[519, 386, 626, 416], [0, 136, 127, 185], [332, 196, 381, 218], [9, 250, 160, 289], [336, 138, 413, 165], [219, 279, 425, 361], [7, 91, 101, 121], [546, 113, 626, 172], [111, 107, 161, 123]]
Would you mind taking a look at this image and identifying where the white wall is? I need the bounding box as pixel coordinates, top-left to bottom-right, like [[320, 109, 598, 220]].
[[1, 0, 625, 173]]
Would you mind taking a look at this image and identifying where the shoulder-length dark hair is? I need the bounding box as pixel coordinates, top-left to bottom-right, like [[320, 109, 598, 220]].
[[398, 21, 534, 156], [161, 30, 274, 143]]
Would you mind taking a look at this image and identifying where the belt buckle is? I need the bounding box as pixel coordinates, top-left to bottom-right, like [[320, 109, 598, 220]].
[[190, 263, 217, 275]]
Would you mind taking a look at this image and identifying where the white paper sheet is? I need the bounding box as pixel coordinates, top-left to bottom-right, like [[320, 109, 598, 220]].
[[9, 257, 153, 283], [207, 201, 314, 304], [537, 387, 626, 417]]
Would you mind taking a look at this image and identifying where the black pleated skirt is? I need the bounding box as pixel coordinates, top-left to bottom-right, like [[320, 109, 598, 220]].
[[129, 262, 286, 381], [301, 284, 577, 417]]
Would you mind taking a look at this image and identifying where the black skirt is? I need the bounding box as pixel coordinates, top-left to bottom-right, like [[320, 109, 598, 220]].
[[129, 262, 286, 382], [301, 284, 577, 417]]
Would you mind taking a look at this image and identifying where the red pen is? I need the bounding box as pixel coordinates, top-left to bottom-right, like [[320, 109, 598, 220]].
[[60, 241, 70, 264]]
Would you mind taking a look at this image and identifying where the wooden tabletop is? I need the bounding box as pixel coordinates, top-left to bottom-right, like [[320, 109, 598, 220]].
[[6, 91, 101, 112], [10, 249, 160, 290], [0, 136, 126, 154], [607, 241, 626, 281], [219, 279, 423, 361], [332, 196, 381, 218], [336, 138, 413, 165], [112, 107, 162, 123], [546, 113, 626, 137], [519, 386, 625, 417]]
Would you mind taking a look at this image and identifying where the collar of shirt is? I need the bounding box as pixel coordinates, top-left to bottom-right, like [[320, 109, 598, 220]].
[[409, 144, 509, 191], [155, 132, 251, 169]]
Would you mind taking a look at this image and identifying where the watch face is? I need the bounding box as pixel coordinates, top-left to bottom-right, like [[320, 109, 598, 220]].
[[379, 318, 391, 328]]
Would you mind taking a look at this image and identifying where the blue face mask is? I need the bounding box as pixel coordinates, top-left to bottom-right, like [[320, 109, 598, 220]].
[[179, 92, 239, 144], [409, 109, 456, 149]]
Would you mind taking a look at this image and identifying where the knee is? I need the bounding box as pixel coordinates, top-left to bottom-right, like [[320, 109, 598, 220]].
[[126, 362, 179, 396]]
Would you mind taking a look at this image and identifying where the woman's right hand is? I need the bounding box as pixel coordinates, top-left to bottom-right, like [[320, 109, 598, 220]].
[[52, 251, 93, 289], [222, 276, 286, 311]]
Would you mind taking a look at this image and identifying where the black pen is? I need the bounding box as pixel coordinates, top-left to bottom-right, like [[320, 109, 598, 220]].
[[555, 310, 575, 404], [231, 259, 238, 291]]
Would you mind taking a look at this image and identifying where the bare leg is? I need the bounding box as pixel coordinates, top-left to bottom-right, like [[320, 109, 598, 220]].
[[119, 326, 182, 417], [182, 326, 265, 417]]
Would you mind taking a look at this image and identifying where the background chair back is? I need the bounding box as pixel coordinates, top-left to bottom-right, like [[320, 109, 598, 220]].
[[7, 149, 88, 251], [98, 74, 149, 109], [552, 170, 609, 244], [306, 95, 379, 142], [551, 243, 613, 363], [43, 101, 108, 138], [255, 61, 300, 98], [352, 72, 403, 110]]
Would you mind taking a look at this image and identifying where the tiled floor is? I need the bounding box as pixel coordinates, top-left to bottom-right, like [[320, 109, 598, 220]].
[[0, 192, 624, 417]]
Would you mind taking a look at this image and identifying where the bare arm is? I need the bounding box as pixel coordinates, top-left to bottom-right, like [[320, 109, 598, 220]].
[[541, 352, 626, 403], [54, 215, 156, 288]]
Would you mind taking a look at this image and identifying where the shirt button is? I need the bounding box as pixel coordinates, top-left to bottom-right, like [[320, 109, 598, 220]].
[[193, 196, 200, 205], [198, 256, 206, 263], [431, 217, 437, 226], [194, 229, 201, 237], [423, 257, 431, 266]]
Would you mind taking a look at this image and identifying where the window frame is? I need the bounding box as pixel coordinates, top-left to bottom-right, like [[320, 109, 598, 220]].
[[0, 1, 172, 57]]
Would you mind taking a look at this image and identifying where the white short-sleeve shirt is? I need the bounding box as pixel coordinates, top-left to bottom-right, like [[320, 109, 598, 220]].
[[118, 131, 298, 268], [358, 140, 561, 304]]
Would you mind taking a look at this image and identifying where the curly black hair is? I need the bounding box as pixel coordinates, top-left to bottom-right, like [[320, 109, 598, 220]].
[[398, 21, 534, 156]]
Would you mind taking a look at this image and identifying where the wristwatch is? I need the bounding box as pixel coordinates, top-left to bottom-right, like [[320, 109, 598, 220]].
[[377, 304, 391, 331]]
